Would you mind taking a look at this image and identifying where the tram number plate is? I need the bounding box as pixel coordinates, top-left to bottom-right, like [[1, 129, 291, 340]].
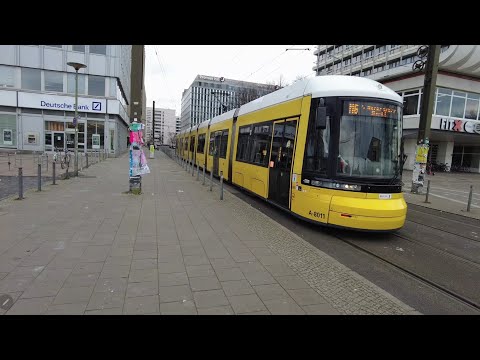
[[379, 194, 392, 199], [309, 210, 325, 219]]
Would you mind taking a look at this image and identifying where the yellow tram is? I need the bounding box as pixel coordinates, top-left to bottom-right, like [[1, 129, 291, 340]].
[[176, 75, 407, 231]]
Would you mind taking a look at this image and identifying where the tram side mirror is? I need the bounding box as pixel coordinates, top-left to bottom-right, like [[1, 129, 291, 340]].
[[315, 106, 327, 129]]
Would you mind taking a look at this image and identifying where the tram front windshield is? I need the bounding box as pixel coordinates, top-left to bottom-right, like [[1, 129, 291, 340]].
[[338, 100, 401, 179]]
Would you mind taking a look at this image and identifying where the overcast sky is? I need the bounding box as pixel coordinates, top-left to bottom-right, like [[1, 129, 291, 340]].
[[144, 45, 317, 116]]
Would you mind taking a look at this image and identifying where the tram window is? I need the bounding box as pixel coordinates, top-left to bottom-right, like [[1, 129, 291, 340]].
[[197, 134, 206, 153], [209, 135, 215, 155], [190, 136, 195, 152], [219, 130, 229, 159], [236, 125, 252, 162], [304, 112, 330, 175], [251, 124, 272, 166]]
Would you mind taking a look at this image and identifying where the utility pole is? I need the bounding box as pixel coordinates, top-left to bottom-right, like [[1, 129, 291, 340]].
[[411, 45, 441, 194], [152, 100, 155, 146]]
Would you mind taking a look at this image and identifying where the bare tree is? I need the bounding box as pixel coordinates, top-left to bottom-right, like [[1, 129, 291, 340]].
[[167, 132, 176, 146], [277, 74, 288, 88], [236, 87, 261, 107], [293, 75, 306, 84]]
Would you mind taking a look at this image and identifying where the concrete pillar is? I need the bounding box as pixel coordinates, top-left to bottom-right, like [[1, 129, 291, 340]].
[[436, 141, 454, 169], [403, 138, 417, 171]]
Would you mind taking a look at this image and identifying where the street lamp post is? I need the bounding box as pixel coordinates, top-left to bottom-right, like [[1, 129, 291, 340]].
[[67, 62, 87, 177]]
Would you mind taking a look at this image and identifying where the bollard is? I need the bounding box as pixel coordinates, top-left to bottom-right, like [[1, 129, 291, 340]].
[[8, 153, 11, 170], [52, 161, 56, 185], [424, 180, 431, 203], [467, 185, 473, 212], [37, 163, 41, 191], [192, 162, 195, 177], [86, 153, 89, 168], [18, 167, 23, 199], [220, 172, 224, 200], [203, 165, 206, 185], [80, 154, 83, 170], [210, 169, 213, 191], [197, 163, 200, 181]]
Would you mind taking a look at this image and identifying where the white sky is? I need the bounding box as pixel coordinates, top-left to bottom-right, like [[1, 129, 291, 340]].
[[144, 45, 317, 116]]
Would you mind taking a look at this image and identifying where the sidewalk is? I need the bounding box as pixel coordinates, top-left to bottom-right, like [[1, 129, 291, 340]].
[[0, 151, 418, 315], [401, 170, 480, 220]]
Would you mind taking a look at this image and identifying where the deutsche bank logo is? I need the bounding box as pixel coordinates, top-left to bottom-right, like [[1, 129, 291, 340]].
[[92, 102, 102, 111]]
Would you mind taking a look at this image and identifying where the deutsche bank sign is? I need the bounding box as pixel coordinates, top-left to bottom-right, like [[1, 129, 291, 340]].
[[39, 100, 102, 111], [18, 92, 106, 114]]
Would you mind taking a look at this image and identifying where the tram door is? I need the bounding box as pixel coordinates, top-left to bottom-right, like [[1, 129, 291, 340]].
[[213, 131, 221, 176], [268, 119, 298, 209]]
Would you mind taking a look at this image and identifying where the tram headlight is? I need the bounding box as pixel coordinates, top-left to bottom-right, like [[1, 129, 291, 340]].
[[304, 179, 361, 192]]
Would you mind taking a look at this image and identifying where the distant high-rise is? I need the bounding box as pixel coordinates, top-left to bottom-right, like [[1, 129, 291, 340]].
[[180, 75, 277, 130], [146, 107, 176, 145]]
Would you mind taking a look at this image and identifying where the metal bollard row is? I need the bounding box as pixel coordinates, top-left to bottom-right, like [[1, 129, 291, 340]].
[[467, 185, 474, 212], [18, 167, 23, 199], [37, 163, 41, 191], [424, 179, 430, 204], [220, 171, 223, 200]]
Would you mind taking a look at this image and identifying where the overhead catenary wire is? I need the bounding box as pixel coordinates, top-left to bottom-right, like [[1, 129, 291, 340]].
[[262, 48, 312, 83], [242, 45, 296, 81], [152, 45, 177, 111]]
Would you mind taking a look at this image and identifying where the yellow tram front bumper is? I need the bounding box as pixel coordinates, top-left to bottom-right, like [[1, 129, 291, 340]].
[[328, 195, 407, 231]]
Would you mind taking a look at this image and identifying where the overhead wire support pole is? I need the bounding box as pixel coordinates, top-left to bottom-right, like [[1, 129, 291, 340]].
[[411, 45, 441, 194]]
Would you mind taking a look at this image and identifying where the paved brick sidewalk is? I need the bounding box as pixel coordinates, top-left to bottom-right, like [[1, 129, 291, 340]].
[[0, 151, 419, 315]]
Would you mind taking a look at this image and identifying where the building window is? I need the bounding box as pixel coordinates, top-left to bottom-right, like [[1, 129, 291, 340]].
[[87, 121, 104, 149], [0, 114, 17, 148], [435, 88, 452, 116], [376, 45, 386, 54], [0, 65, 15, 88], [403, 90, 420, 115], [21, 68, 41, 91], [72, 45, 85, 52], [451, 91, 467, 118], [46, 45, 62, 48], [67, 73, 86, 94], [88, 75, 105, 96], [465, 93, 480, 120], [44, 71, 63, 92], [90, 45, 107, 55]]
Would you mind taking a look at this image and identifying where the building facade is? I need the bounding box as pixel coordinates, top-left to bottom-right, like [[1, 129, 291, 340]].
[[176, 116, 180, 133], [0, 45, 132, 156], [146, 107, 176, 146], [313, 45, 480, 173], [180, 75, 277, 130]]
